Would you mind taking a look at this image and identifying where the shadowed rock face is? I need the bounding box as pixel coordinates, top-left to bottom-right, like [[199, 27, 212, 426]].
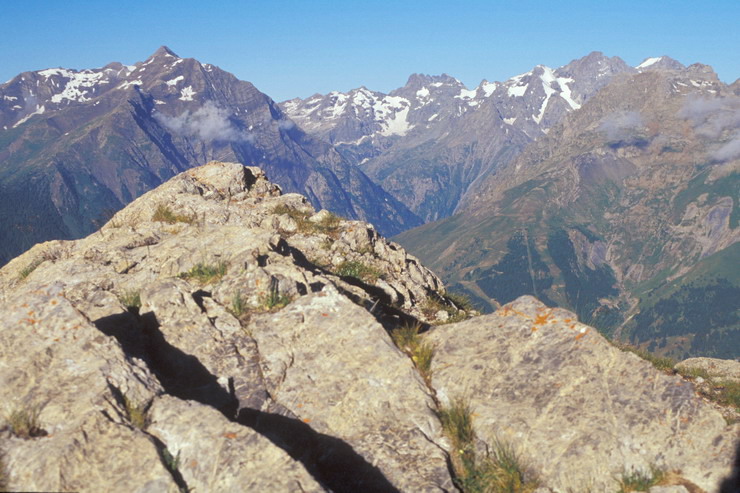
[[0, 162, 735, 492], [0, 161, 452, 492]]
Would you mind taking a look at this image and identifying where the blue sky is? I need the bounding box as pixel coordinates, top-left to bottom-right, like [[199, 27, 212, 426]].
[[2, 0, 738, 101]]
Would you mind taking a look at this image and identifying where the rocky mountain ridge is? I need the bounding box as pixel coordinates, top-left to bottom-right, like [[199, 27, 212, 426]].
[[0, 46, 420, 266], [280, 51, 645, 221], [0, 162, 736, 492]]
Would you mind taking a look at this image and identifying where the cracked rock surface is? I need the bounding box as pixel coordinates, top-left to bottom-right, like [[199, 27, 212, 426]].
[[427, 296, 738, 492], [0, 161, 452, 492], [0, 162, 736, 492]]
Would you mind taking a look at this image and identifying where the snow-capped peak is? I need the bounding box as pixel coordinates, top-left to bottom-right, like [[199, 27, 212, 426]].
[[637, 57, 663, 69]]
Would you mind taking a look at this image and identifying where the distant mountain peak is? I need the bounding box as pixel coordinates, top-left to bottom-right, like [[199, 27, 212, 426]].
[[151, 45, 179, 59], [636, 55, 685, 72], [404, 73, 461, 89]]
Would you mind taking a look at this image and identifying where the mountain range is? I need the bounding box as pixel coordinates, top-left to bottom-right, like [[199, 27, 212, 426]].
[[1, 47, 737, 359], [0, 46, 420, 265], [281, 51, 647, 222], [396, 62, 739, 359]]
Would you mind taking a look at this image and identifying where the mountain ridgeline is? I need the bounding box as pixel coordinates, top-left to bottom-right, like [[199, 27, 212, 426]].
[[395, 62, 739, 359], [0, 46, 420, 265], [1, 48, 738, 360], [280, 51, 636, 223]]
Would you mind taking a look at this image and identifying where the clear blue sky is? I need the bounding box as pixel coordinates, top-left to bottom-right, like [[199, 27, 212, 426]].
[[2, 0, 738, 101]]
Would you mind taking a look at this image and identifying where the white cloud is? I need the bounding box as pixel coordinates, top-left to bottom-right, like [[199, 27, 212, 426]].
[[598, 111, 644, 142], [679, 95, 740, 161], [154, 101, 253, 143]]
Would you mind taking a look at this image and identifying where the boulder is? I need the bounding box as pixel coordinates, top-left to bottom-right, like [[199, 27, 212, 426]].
[[427, 296, 737, 492]]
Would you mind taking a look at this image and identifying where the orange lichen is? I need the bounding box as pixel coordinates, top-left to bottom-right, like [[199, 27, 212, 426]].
[[533, 312, 550, 325], [575, 331, 587, 341], [302, 418, 312, 423], [223, 432, 237, 439]]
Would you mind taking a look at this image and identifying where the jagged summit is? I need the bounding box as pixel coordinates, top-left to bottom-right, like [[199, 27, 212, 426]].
[[151, 45, 179, 58], [636, 55, 685, 71], [403, 72, 461, 88]]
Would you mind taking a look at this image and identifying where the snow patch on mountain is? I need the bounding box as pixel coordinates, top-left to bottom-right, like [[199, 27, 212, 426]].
[[508, 84, 528, 97], [481, 81, 498, 97], [38, 68, 74, 79], [455, 88, 477, 100], [179, 86, 195, 101], [379, 105, 412, 136], [557, 77, 580, 110], [13, 104, 45, 127], [119, 80, 143, 90], [50, 71, 108, 103], [638, 57, 663, 69], [166, 75, 185, 87]]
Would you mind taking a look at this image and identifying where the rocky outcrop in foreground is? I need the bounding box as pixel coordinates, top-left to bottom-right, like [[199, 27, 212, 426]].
[[0, 162, 736, 492]]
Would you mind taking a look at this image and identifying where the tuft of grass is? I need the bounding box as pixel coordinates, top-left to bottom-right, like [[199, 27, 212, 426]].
[[464, 440, 541, 493], [617, 465, 665, 492], [438, 397, 476, 453], [119, 290, 142, 312], [162, 447, 181, 473], [310, 212, 342, 237], [152, 204, 194, 225], [335, 260, 382, 283], [178, 261, 228, 285], [675, 366, 713, 380], [446, 291, 474, 312], [391, 322, 435, 385], [612, 343, 676, 373], [123, 395, 149, 430], [712, 380, 740, 410], [18, 258, 43, 280], [272, 204, 310, 221], [422, 295, 470, 325], [259, 285, 292, 312], [438, 397, 540, 493], [5, 406, 45, 439], [230, 292, 250, 321]]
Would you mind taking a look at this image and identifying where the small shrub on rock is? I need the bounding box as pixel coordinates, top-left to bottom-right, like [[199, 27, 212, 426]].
[[152, 204, 194, 225], [123, 395, 149, 430], [335, 260, 382, 283], [119, 289, 142, 312], [4, 406, 45, 439], [230, 292, 250, 321], [438, 397, 540, 492], [391, 322, 435, 385], [617, 465, 665, 492], [258, 286, 292, 312], [18, 258, 43, 280], [178, 261, 228, 285]]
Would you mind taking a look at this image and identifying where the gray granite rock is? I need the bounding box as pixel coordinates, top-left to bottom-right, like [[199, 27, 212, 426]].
[[427, 296, 737, 492]]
